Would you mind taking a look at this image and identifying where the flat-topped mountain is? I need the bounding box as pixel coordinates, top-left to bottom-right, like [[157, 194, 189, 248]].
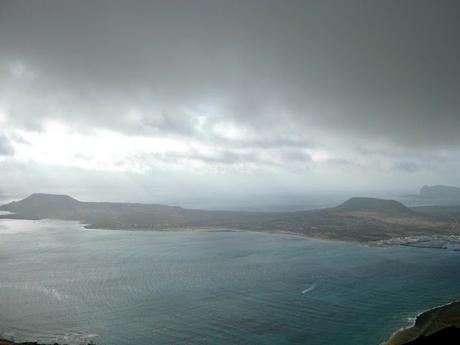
[[420, 185, 460, 200], [22, 193, 79, 204], [4, 193, 80, 218], [0, 193, 188, 227], [400, 185, 460, 207], [335, 197, 415, 216], [0, 193, 455, 243]]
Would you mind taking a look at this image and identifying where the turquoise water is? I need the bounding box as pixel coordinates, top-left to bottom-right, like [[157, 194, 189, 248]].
[[0, 219, 459, 345]]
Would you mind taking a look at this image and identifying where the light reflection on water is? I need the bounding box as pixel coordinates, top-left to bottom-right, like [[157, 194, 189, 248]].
[[0, 219, 459, 345]]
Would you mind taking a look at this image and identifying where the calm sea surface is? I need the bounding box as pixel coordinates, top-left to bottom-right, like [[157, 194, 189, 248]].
[[1, 219, 459, 345]]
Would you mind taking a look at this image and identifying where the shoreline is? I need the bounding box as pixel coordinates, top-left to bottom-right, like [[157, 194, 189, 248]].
[[7, 215, 456, 251], [84, 224, 389, 248], [383, 300, 460, 345], [0, 217, 376, 246], [61, 220, 460, 249]]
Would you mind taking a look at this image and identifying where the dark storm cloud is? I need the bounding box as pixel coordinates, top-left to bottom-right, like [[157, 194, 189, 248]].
[[393, 162, 421, 173], [0, 135, 14, 156], [0, 0, 459, 149]]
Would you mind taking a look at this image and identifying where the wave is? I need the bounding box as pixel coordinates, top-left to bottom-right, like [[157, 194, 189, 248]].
[[301, 284, 316, 294]]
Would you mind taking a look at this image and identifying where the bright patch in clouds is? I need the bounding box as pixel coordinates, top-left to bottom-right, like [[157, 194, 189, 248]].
[[0, 108, 8, 125], [6, 121, 336, 174], [12, 122, 194, 172], [310, 150, 330, 162], [213, 122, 247, 141], [9, 61, 36, 81]]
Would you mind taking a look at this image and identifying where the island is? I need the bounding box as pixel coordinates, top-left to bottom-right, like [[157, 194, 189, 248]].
[[1, 193, 460, 244]]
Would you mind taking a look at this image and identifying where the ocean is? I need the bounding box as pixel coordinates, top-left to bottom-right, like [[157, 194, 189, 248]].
[[1, 219, 459, 345]]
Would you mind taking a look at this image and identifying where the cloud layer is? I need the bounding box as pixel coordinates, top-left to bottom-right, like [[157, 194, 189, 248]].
[[0, 0, 459, 203]]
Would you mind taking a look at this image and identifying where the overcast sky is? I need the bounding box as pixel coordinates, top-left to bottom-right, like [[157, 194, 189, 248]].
[[0, 0, 459, 207]]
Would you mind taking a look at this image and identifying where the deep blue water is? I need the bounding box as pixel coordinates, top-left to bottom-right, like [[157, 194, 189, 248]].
[[0, 219, 459, 345]]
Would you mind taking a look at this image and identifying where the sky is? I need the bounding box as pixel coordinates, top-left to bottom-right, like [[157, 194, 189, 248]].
[[0, 0, 459, 208]]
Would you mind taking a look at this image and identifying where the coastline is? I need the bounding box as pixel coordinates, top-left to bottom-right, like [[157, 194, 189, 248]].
[[83, 223, 387, 249], [80, 222, 460, 248], [6, 214, 458, 249], [383, 300, 460, 345]]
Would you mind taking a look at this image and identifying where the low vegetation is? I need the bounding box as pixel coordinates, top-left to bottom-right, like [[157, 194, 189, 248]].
[[1, 194, 458, 243]]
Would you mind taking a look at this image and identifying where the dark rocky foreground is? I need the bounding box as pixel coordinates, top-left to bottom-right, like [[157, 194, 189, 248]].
[[401, 326, 460, 344], [384, 301, 460, 345]]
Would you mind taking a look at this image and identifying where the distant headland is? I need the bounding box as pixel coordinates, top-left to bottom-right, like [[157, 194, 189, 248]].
[[402, 185, 460, 206]]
